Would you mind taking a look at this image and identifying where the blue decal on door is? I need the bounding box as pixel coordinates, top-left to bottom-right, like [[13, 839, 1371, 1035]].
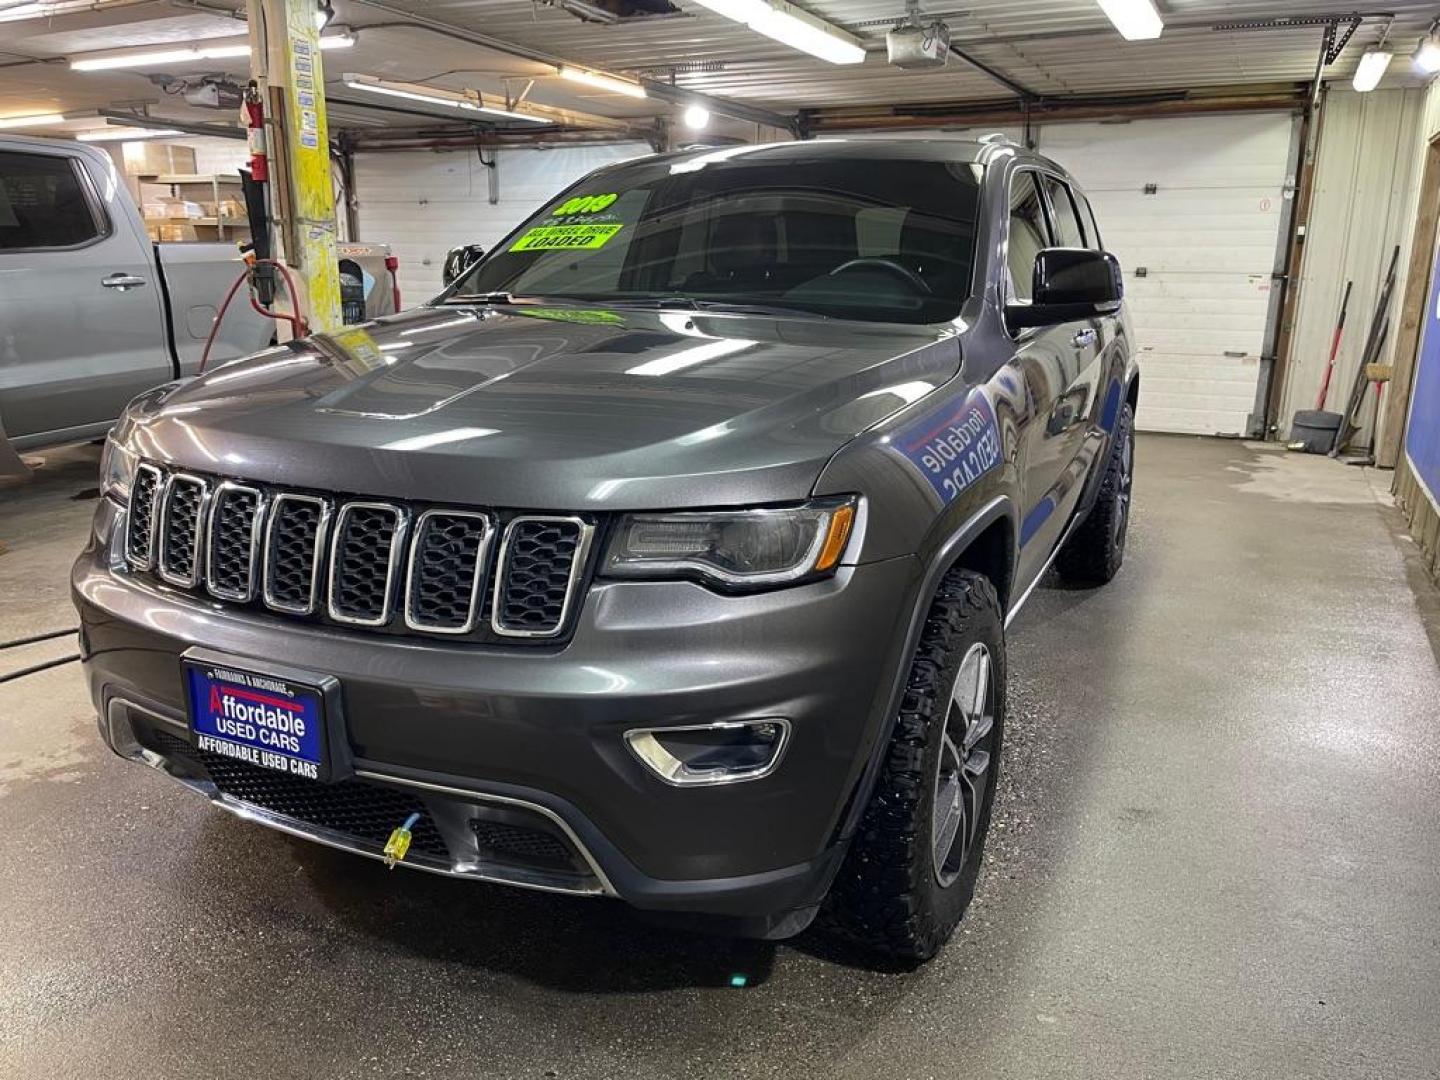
[[1020, 497, 1055, 546], [896, 389, 1003, 502], [1099, 379, 1122, 432]]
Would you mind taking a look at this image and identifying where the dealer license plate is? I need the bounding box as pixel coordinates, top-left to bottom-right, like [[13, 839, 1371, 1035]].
[[183, 660, 328, 781]]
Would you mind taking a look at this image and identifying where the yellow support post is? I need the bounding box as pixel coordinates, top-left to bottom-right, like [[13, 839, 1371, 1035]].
[[249, 0, 342, 333]]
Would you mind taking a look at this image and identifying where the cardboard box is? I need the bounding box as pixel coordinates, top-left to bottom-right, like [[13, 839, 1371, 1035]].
[[122, 142, 197, 177]]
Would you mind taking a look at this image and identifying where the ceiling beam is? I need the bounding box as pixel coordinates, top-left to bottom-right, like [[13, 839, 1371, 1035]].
[[347, 0, 798, 134]]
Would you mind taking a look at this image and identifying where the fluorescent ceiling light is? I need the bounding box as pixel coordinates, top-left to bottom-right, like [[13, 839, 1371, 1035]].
[[70, 32, 351, 71], [1094, 0, 1163, 41], [1353, 45, 1393, 92], [627, 338, 755, 376], [77, 127, 183, 142], [1413, 33, 1440, 74], [690, 0, 865, 64], [0, 112, 65, 129], [343, 74, 551, 123], [682, 104, 710, 130], [558, 66, 647, 99]]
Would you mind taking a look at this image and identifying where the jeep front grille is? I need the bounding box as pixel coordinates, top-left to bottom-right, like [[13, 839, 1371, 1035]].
[[124, 462, 596, 643], [125, 463, 163, 570], [156, 474, 208, 588], [493, 516, 590, 637], [206, 483, 264, 602]]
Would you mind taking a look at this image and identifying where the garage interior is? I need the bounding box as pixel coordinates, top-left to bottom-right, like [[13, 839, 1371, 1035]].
[[4, 1, 1440, 1077]]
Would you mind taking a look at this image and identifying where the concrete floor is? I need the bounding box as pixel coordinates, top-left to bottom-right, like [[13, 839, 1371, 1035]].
[[2, 436, 1438, 1080]]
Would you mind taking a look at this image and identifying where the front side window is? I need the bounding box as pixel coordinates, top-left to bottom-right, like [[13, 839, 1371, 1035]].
[[1041, 175, 1086, 248], [0, 152, 103, 250], [1006, 172, 1051, 302], [454, 152, 984, 324]]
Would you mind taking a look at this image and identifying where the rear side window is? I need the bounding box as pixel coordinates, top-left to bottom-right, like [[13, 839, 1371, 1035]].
[[0, 151, 104, 250], [1041, 175, 1086, 248], [1006, 172, 1051, 301]]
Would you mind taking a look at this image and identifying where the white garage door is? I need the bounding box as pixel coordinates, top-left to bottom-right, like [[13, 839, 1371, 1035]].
[[354, 142, 651, 303], [1039, 114, 1296, 435]]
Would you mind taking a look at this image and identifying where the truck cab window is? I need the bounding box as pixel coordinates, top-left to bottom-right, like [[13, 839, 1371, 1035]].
[[0, 152, 104, 250]]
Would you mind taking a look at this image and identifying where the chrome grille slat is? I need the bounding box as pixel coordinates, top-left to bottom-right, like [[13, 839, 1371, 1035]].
[[263, 493, 331, 616], [404, 510, 494, 634], [327, 502, 408, 627], [491, 516, 594, 639], [156, 473, 210, 588], [206, 482, 266, 602], [125, 463, 164, 570]]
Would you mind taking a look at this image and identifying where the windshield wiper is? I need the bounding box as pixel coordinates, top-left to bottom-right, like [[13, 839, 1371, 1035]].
[[449, 291, 523, 305]]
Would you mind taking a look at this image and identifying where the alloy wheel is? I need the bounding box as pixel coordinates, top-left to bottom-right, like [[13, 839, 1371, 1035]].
[[931, 642, 996, 888]]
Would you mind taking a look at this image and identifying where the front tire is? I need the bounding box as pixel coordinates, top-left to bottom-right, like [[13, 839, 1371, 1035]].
[[1056, 400, 1134, 585], [824, 569, 1005, 961]]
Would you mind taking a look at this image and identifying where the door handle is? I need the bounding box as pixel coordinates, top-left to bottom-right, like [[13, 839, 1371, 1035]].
[[101, 273, 147, 291], [1070, 328, 1097, 348]]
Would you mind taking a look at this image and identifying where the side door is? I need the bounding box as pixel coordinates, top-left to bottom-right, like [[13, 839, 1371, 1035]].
[[1003, 170, 1082, 589], [0, 144, 171, 446]]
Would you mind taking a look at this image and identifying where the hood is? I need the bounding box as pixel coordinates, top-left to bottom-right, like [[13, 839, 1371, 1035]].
[[126, 303, 961, 510]]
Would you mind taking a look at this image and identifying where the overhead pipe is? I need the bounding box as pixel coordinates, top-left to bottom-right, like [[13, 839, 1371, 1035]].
[[809, 87, 1310, 132]]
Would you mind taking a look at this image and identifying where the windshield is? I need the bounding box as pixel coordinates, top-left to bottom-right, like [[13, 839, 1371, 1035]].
[[451, 153, 983, 324]]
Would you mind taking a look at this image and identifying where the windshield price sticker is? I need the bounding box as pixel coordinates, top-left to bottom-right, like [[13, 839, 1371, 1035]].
[[510, 223, 623, 252], [896, 389, 1003, 502], [552, 192, 619, 216]]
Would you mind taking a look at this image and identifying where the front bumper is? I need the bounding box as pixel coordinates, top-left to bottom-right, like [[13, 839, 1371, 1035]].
[[73, 499, 921, 924]]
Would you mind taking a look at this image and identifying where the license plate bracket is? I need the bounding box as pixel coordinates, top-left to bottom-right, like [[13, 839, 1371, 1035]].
[[181, 648, 349, 783]]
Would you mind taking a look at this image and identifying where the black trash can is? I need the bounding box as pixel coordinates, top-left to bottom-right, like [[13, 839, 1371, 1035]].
[[1288, 409, 1343, 454]]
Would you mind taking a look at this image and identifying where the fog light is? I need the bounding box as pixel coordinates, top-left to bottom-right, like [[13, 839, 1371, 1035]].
[[625, 719, 790, 786]]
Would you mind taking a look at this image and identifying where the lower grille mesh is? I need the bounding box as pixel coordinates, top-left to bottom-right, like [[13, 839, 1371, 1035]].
[[471, 820, 576, 870], [149, 730, 449, 860]]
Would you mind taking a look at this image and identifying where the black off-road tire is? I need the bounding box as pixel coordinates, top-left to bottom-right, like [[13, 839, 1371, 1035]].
[[823, 569, 1005, 962], [1056, 400, 1135, 585]]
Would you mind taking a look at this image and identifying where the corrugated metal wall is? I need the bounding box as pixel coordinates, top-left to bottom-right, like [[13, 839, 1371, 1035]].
[[1278, 88, 1426, 444], [353, 143, 651, 302]]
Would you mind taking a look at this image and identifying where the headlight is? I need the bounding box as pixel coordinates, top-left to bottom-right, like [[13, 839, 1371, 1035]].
[[99, 435, 138, 505], [603, 497, 858, 589]]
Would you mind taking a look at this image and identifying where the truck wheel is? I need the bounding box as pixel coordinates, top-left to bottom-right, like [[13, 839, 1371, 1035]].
[[825, 568, 1004, 961], [1056, 400, 1134, 585]]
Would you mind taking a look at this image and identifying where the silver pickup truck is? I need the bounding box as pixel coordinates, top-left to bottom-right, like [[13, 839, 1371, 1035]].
[[0, 135, 271, 474]]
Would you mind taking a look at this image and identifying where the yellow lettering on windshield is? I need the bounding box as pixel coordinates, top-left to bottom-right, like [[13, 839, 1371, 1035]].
[[551, 193, 619, 216]]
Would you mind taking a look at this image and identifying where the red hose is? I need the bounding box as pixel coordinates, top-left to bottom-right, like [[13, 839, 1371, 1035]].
[[198, 258, 310, 374]]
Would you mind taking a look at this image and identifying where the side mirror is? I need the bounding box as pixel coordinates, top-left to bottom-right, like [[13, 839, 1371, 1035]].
[[1007, 248, 1123, 330], [442, 244, 486, 287]]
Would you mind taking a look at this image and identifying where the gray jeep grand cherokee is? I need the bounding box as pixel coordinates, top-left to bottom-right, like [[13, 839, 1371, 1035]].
[[73, 138, 1138, 960]]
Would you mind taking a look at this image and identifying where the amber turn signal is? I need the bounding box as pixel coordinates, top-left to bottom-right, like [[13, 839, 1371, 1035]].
[[814, 503, 856, 572]]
